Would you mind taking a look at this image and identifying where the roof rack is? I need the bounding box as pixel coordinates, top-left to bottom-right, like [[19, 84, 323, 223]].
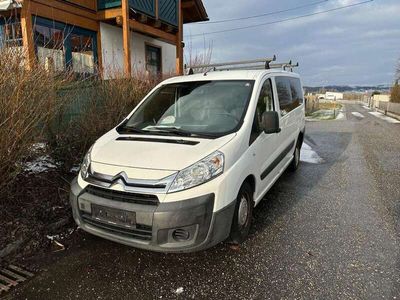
[[185, 56, 299, 74], [185, 55, 277, 75], [270, 61, 299, 72]]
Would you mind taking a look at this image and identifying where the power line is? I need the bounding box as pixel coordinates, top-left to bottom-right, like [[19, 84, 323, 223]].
[[195, 0, 330, 25], [185, 0, 374, 38]]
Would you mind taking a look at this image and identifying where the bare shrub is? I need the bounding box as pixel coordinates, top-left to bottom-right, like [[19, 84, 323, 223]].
[[343, 93, 362, 101], [390, 82, 400, 103], [0, 47, 68, 192], [184, 38, 213, 73], [48, 69, 161, 170]]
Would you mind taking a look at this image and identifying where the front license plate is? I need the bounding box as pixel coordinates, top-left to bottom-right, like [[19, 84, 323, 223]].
[[92, 205, 136, 228]]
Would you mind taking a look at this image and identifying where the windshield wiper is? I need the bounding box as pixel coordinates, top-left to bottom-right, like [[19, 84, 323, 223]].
[[145, 126, 193, 137], [145, 126, 218, 139], [117, 125, 145, 134]]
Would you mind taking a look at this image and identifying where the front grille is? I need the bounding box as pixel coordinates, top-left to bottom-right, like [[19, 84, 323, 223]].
[[85, 185, 159, 206], [82, 214, 153, 241]]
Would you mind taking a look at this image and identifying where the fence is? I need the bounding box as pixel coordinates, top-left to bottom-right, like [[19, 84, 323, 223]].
[[377, 101, 400, 116]]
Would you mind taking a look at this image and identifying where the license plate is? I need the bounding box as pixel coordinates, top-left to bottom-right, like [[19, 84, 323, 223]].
[[92, 205, 136, 228]]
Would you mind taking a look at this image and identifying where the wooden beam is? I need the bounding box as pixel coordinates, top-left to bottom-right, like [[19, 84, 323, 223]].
[[122, 0, 131, 76], [155, 0, 159, 19], [138, 14, 148, 23], [97, 26, 103, 78], [129, 20, 176, 45], [176, 0, 183, 75], [181, 1, 195, 9], [31, 0, 97, 20], [21, 1, 35, 70], [154, 20, 162, 28], [97, 7, 122, 20], [28, 1, 98, 31]]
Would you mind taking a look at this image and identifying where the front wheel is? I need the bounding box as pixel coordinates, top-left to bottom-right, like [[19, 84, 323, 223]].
[[229, 182, 254, 244]]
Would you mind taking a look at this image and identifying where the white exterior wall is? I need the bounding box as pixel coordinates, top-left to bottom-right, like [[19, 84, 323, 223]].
[[373, 94, 390, 102], [325, 92, 343, 100], [100, 22, 176, 78]]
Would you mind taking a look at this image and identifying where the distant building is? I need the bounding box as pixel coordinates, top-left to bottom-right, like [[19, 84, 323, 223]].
[[325, 92, 343, 100], [372, 94, 390, 102]]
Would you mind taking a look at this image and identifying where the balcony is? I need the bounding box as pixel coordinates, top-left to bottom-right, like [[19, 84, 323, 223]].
[[97, 0, 121, 10], [97, 0, 178, 27]]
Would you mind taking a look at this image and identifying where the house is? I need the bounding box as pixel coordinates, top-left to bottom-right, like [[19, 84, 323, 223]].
[[0, 0, 208, 78], [325, 92, 343, 100]]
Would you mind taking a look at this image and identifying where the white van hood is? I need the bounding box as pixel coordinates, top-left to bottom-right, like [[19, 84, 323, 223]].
[[91, 130, 236, 171]]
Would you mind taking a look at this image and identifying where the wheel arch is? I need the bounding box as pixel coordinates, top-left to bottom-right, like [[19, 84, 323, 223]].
[[243, 174, 256, 201], [298, 130, 305, 147]]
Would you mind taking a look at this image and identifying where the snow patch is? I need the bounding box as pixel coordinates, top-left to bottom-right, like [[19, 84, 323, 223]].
[[368, 111, 400, 124], [362, 105, 371, 110], [301, 143, 324, 164], [174, 287, 184, 295], [30, 142, 46, 152], [351, 112, 365, 118], [24, 155, 57, 173], [336, 112, 345, 120]]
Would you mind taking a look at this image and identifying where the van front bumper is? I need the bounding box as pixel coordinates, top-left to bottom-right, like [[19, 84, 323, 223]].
[[70, 178, 235, 253]]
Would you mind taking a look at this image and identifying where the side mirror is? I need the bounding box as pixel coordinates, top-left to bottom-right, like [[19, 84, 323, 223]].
[[262, 111, 281, 134]]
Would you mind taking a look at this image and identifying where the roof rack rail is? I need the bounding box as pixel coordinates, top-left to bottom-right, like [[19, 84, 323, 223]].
[[270, 61, 299, 72], [185, 55, 277, 74]]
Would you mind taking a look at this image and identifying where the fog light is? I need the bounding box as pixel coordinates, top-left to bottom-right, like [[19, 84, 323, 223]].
[[172, 229, 190, 241]]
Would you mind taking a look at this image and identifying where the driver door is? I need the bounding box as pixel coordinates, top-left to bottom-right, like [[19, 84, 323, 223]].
[[249, 78, 280, 202]]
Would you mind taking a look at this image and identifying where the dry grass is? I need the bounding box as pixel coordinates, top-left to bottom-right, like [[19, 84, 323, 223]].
[[318, 102, 343, 110], [0, 45, 162, 191], [390, 83, 400, 103], [0, 47, 70, 192], [48, 70, 161, 170], [343, 93, 363, 101]]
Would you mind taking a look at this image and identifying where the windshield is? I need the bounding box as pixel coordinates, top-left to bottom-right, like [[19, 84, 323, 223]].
[[120, 80, 254, 138]]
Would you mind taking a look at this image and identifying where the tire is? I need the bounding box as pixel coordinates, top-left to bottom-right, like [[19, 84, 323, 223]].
[[289, 141, 301, 172], [229, 182, 254, 244]]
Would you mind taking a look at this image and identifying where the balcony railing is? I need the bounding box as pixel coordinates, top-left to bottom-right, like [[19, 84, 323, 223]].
[[97, 0, 121, 10], [129, 0, 156, 18], [97, 0, 178, 27], [158, 0, 178, 27]]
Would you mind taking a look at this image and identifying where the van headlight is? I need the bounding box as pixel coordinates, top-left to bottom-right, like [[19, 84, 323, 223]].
[[80, 147, 93, 179], [168, 151, 224, 193]]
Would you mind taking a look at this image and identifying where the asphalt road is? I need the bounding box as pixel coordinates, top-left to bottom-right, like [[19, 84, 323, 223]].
[[6, 103, 400, 300]]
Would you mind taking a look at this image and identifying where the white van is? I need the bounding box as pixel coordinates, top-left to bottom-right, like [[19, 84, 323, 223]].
[[70, 65, 305, 252]]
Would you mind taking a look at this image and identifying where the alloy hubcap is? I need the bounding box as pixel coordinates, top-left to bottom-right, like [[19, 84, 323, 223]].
[[238, 195, 249, 226]]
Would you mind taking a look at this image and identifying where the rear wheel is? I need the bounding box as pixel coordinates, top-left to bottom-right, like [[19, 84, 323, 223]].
[[229, 182, 254, 244], [289, 141, 301, 172]]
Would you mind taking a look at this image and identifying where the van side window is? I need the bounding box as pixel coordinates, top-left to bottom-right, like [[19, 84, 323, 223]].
[[275, 77, 293, 116], [250, 79, 274, 144], [289, 77, 304, 106]]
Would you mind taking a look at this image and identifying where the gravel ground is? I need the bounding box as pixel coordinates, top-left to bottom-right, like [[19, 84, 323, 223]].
[[5, 103, 400, 300]]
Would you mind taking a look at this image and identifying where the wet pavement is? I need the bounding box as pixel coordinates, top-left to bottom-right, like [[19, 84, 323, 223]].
[[6, 103, 400, 299]]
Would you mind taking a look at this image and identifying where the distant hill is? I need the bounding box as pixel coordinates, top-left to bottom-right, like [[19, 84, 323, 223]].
[[304, 85, 391, 93]]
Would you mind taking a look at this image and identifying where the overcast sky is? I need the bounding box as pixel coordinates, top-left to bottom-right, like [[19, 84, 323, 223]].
[[184, 0, 400, 86]]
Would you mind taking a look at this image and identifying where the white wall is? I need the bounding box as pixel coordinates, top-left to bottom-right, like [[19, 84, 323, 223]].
[[325, 92, 343, 100], [373, 94, 390, 102], [100, 22, 176, 78]]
